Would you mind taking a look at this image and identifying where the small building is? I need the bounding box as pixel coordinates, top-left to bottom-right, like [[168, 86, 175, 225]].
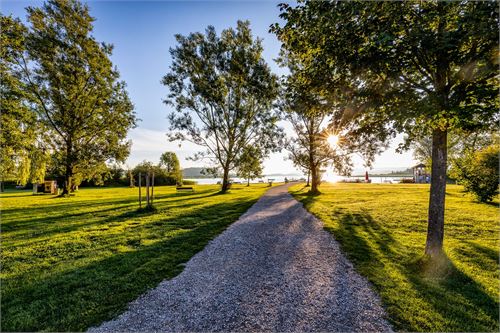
[[413, 163, 430, 184], [44, 180, 58, 194]]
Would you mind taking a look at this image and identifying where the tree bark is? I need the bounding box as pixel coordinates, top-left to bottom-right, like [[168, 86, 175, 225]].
[[310, 165, 321, 194], [425, 129, 448, 257], [306, 170, 310, 187], [247, 177, 250, 186], [62, 164, 73, 195], [62, 142, 73, 195], [221, 166, 230, 193]]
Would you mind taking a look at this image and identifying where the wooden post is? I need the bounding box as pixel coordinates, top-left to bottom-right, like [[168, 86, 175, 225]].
[[139, 172, 142, 208], [151, 172, 154, 205], [146, 172, 150, 207]]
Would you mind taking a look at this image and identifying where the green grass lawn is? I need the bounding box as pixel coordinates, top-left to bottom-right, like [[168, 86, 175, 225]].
[[290, 183, 499, 332], [1, 184, 272, 332]]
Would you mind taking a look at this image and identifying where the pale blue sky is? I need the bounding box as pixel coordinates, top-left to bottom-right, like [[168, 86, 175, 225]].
[[2, 0, 415, 174]]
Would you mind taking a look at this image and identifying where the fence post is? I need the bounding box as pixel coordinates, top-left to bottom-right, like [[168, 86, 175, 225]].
[[138, 172, 142, 208], [151, 172, 154, 205], [146, 172, 150, 207]]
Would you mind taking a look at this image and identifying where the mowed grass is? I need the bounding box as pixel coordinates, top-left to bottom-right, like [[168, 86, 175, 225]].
[[290, 183, 499, 332], [1, 184, 272, 332]]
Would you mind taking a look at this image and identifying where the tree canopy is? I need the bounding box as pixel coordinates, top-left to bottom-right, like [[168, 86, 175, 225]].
[[159, 151, 182, 184], [236, 146, 263, 186], [0, 15, 40, 187], [163, 20, 283, 192], [273, 0, 499, 256], [3, 0, 137, 194]]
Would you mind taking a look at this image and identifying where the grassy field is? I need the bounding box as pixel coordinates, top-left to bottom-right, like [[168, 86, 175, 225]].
[[1, 184, 273, 331], [290, 183, 499, 332]]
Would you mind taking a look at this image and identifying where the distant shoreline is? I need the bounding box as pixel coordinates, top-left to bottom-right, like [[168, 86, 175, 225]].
[[352, 173, 413, 177]]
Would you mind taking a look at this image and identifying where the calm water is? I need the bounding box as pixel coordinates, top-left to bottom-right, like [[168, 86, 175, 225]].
[[184, 176, 300, 185], [185, 175, 411, 185]]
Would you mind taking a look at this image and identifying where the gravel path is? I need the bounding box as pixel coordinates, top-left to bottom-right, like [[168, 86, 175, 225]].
[[90, 184, 392, 332]]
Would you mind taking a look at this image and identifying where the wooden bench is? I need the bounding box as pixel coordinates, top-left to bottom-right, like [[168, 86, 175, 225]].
[[176, 186, 194, 192]]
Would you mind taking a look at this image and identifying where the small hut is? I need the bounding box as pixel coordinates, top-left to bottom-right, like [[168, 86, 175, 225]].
[[44, 180, 58, 194], [413, 163, 429, 183]]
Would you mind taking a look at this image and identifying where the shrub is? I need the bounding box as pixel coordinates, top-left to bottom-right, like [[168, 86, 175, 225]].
[[132, 161, 178, 186], [182, 180, 197, 185], [451, 144, 499, 202]]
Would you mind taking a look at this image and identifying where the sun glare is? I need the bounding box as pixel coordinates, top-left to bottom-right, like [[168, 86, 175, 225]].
[[327, 134, 339, 148]]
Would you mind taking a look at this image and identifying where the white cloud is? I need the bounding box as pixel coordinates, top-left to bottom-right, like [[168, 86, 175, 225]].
[[125, 128, 200, 167]]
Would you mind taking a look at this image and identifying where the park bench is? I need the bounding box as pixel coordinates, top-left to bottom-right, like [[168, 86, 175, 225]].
[[176, 186, 194, 192]]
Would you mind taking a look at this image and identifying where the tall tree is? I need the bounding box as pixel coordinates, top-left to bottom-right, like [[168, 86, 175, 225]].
[[281, 90, 351, 194], [0, 15, 38, 190], [236, 146, 263, 186], [159, 151, 181, 184], [163, 20, 283, 192], [6, 0, 137, 195], [275, 30, 387, 194], [273, 0, 499, 257]]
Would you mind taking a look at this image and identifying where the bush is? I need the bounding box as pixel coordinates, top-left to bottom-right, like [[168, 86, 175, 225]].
[[400, 178, 415, 183], [451, 144, 499, 202], [182, 180, 197, 185], [132, 161, 179, 186]]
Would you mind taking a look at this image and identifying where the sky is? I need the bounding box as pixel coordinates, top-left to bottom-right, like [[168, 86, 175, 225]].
[[2, 0, 416, 175]]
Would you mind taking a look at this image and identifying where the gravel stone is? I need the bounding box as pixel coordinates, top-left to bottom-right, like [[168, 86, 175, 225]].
[[89, 184, 392, 332]]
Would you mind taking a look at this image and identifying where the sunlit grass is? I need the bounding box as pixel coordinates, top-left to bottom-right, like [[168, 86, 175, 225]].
[[1, 184, 273, 331], [290, 183, 499, 332]]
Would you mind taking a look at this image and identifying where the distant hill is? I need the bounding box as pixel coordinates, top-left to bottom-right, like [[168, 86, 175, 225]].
[[182, 167, 206, 178], [182, 167, 303, 179], [182, 167, 237, 178], [353, 168, 413, 177]]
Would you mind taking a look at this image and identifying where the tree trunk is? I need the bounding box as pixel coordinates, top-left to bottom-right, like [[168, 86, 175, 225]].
[[62, 143, 73, 195], [221, 166, 230, 193], [425, 129, 448, 257], [306, 170, 310, 187], [62, 164, 73, 195], [310, 165, 320, 194], [247, 177, 250, 186]]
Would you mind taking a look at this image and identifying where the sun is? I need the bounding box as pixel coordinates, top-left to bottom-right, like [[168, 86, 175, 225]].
[[327, 134, 339, 148]]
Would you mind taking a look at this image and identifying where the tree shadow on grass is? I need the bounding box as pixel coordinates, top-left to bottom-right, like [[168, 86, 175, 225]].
[[0, 191, 34, 198], [288, 184, 310, 195], [299, 192, 499, 332], [2, 190, 225, 241], [1, 196, 260, 332]]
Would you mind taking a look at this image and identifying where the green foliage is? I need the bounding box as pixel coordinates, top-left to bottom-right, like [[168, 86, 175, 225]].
[[133, 160, 177, 186], [273, 0, 499, 255], [235, 146, 263, 185], [159, 151, 182, 184], [1, 184, 272, 331], [272, 4, 390, 194], [290, 183, 499, 332], [5, 0, 137, 194], [451, 144, 499, 202], [163, 20, 283, 191], [0, 15, 39, 184], [411, 131, 495, 168], [274, 1, 499, 138]]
